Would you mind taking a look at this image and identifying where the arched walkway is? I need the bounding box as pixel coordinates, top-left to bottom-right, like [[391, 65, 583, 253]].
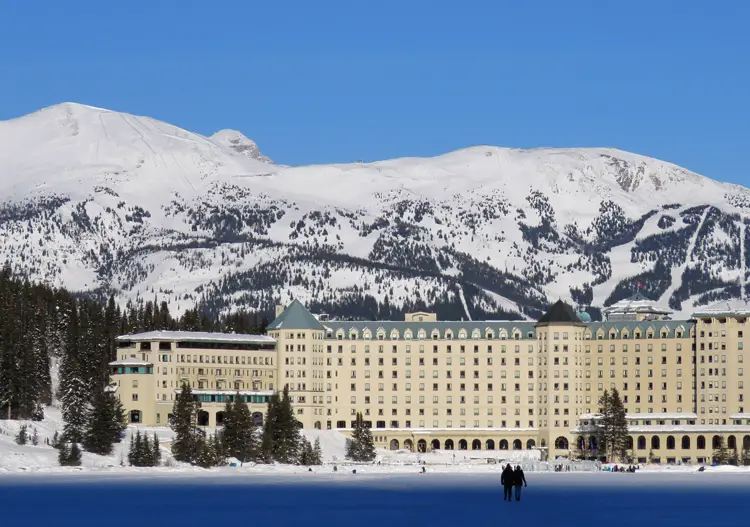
[[625, 436, 633, 450], [314, 421, 322, 430], [666, 436, 675, 450], [486, 439, 495, 450], [499, 439, 509, 450], [554, 436, 568, 450], [252, 412, 263, 426], [712, 435, 722, 449], [198, 410, 209, 427], [458, 439, 468, 450], [744, 435, 750, 450], [129, 410, 142, 424], [577, 436, 586, 451], [512, 439, 522, 450], [589, 436, 598, 452], [390, 439, 400, 450], [216, 411, 225, 426], [637, 436, 646, 450], [472, 439, 481, 451], [444, 439, 455, 450], [417, 439, 427, 453], [651, 436, 660, 450], [697, 435, 706, 449], [681, 435, 691, 449], [728, 435, 737, 450], [431, 439, 440, 451], [404, 439, 414, 452], [527, 439, 536, 449]]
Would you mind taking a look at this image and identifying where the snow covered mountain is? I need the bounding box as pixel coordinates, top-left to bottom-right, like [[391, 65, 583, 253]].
[[1, 102, 748, 321]]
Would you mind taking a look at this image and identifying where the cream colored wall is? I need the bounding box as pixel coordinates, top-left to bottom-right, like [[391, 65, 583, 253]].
[[111, 314, 750, 462]]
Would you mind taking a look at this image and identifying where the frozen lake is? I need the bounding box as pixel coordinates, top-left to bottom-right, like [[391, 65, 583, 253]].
[[2, 472, 748, 526]]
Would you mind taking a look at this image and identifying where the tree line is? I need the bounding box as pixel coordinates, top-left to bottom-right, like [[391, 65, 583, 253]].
[[169, 384, 323, 468]]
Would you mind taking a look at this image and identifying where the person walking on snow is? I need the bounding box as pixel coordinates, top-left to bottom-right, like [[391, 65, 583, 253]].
[[513, 465, 527, 501], [501, 464, 514, 501]]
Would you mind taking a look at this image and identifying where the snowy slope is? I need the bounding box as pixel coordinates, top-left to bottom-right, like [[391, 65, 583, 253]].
[[1, 103, 749, 320]]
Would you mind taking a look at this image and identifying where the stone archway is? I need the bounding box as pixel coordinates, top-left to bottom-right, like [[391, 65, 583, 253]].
[[486, 439, 495, 450], [417, 439, 427, 453], [129, 410, 142, 424], [197, 410, 209, 427], [444, 439, 455, 450], [512, 439, 522, 450], [458, 439, 468, 450], [472, 439, 481, 451], [526, 439, 536, 449], [389, 439, 400, 451], [499, 439, 509, 450], [404, 439, 414, 452], [431, 439, 441, 451], [216, 411, 225, 426]]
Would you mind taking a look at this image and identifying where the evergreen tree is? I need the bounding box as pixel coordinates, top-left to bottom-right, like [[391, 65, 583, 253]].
[[713, 435, 731, 465], [128, 430, 141, 466], [51, 430, 61, 449], [220, 393, 258, 464], [170, 384, 201, 464], [83, 389, 126, 455], [58, 443, 70, 466], [272, 386, 301, 464], [741, 447, 750, 466], [68, 442, 83, 467], [312, 437, 323, 465], [60, 305, 89, 443], [15, 424, 28, 445], [31, 427, 39, 446], [260, 394, 277, 463], [594, 389, 628, 462], [346, 412, 376, 462], [152, 433, 161, 466]]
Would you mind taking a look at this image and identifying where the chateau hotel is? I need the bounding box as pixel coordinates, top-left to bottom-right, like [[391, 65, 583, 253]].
[[111, 294, 750, 464]]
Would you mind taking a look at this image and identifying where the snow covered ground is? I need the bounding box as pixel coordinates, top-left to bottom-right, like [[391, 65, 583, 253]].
[[3, 408, 750, 478]]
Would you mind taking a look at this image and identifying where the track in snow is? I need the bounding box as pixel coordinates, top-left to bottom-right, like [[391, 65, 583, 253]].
[[658, 208, 710, 308], [456, 283, 472, 321]]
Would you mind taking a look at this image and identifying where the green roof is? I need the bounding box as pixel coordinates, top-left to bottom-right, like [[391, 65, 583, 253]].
[[321, 320, 538, 341], [536, 300, 584, 325], [267, 300, 326, 331], [584, 320, 694, 339]]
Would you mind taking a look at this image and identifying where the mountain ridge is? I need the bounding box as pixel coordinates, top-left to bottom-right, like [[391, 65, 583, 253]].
[[0, 103, 747, 321]]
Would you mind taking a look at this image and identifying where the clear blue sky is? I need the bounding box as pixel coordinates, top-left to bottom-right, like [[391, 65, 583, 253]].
[[1, 0, 748, 184]]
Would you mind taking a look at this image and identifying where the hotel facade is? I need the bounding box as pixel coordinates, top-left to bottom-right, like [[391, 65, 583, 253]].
[[111, 295, 750, 464]]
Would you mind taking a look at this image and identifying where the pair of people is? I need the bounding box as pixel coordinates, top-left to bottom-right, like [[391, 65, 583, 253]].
[[500, 464, 527, 501]]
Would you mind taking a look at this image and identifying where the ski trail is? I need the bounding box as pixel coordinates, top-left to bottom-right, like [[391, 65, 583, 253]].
[[456, 283, 472, 321], [171, 153, 196, 193], [741, 220, 746, 300], [659, 208, 710, 308]]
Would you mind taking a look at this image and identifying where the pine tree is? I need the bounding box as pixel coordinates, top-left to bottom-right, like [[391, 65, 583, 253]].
[[221, 393, 258, 464], [346, 412, 375, 462], [68, 442, 82, 467], [51, 430, 61, 449], [58, 443, 70, 466], [594, 389, 628, 462], [260, 394, 277, 463], [152, 433, 161, 466], [272, 386, 301, 464], [128, 430, 141, 466], [170, 383, 201, 464], [713, 435, 731, 465], [31, 427, 39, 446], [15, 424, 28, 445], [60, 304, 89, 443], [312, 437, 323, 465], [84, 389, 125, 455]]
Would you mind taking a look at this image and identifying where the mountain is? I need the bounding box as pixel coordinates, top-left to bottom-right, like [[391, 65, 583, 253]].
[[210, 129, 273, 163], [1, 102, 748, 321]]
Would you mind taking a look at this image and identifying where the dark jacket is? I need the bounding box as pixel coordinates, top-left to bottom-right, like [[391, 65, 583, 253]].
[[513, 467, 526, 486], [501, 465, 514, 486]]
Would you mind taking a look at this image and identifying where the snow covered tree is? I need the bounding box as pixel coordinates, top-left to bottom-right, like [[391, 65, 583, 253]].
[[151, 433, 161, 466], [170, 383, 202, 464], [31, 427, 39, 446], [60, 306, 89, 443], [312, 437, 323, 465], [220, 393, 257, 464], [346, 412, 375, 462], [59, 442, 83, 467], [84, 389, 126, 455], [15, 424, 28, 445]]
